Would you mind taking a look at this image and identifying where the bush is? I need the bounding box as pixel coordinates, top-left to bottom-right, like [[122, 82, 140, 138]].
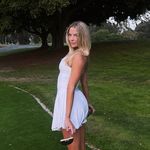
[[122, 30, 138, 40], [91, 29, 126, 43]]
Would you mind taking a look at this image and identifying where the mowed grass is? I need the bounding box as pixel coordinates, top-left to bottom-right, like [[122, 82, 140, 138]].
[[0, 83, 66, 150], [0, 40, 150, 150]]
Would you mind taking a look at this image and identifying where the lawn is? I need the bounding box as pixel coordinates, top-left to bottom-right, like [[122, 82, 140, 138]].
[[0, 40, 150, 150], [0, 83, 67, 150]]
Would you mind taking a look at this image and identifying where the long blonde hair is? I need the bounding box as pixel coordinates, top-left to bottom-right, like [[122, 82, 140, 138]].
[[65, 21, 91, 56]]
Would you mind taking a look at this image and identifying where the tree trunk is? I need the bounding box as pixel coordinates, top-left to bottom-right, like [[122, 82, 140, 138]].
[[51, 10, 66, 50], [51, 28, 64, 50], [40, 33, 49, 48]]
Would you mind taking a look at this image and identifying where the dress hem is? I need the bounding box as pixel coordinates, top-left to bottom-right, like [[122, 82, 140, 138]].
[[51, 120, 87, 131]]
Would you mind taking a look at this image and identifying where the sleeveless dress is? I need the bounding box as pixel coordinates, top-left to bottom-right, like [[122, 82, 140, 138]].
[[51, 56, 89, 131]]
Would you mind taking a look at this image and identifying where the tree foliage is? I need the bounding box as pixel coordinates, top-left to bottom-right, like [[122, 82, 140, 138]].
[[0, 0, 150, 48], [136, 21, 150, 39], [0, 0, 69, 33]]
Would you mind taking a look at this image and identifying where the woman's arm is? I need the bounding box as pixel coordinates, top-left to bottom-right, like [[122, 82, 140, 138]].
[[65, 53, 87, 134], [80, 69, 90, 104], [80, 62, 95, 116]]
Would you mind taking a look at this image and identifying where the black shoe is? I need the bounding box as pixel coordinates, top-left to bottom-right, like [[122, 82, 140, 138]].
[[60, 137, 74, 145]]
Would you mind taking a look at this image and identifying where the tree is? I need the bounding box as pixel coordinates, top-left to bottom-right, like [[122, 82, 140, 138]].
[[0, 0, 70, 48], [0, 0, 150, 49], [136, 20, 150, 39], [134, 11, 150, 39]]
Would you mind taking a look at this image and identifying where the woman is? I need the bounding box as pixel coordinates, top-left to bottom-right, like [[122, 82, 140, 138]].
[[51, 21, 94, 150]]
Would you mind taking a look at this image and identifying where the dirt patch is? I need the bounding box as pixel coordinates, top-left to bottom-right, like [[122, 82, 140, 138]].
[[0, 47, 68, 69], [0, 46, 68, 82]]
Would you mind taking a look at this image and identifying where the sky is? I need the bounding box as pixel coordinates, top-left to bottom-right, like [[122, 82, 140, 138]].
[[107, 10, 150, 32]]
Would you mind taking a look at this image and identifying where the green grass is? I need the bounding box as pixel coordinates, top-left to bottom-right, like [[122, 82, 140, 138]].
[[0, 83, 67, 150], [0, 40, 150, 150], [86, 41, 150, 149]]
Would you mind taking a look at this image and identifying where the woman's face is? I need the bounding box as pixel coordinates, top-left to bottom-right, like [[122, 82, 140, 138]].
[[68, 27, 79, 49]]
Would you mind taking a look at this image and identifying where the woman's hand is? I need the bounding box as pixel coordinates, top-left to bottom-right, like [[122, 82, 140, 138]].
[[65, 117, 76, 135], [87, 104, 95, 117]]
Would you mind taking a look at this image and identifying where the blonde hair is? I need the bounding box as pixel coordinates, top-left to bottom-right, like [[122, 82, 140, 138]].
[[65, 21, 91, 56]]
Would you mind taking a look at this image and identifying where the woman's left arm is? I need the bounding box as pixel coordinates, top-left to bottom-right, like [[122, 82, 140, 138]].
[[65, 53, 87, 134], [80, 69, 89, 104]]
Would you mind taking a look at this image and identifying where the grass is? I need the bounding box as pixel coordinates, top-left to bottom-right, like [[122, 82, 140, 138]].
[[86, 40, 150, 150], [0, 83, 66, 150], [0, 40, 150, 150]]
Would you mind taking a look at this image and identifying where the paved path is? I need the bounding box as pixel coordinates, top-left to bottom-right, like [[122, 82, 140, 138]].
[[0, 44, 40, 53]]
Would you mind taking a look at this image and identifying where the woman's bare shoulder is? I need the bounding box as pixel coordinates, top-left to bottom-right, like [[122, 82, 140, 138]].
[[70, 53, 88, 71], [72, 51, 87, 64]]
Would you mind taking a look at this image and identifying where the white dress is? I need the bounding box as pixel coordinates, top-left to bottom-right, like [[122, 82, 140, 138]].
[[51, 56, 89, 131]]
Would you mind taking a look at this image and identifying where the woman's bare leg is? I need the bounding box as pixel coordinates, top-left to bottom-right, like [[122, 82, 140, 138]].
[[62, 128, 80, 150], [62, 125, 86, 150], [80, 125, 86, 150]]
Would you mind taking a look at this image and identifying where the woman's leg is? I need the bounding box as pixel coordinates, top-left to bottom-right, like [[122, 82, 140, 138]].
[[62, 125, 86, 150], [79, 125, 86, 150]]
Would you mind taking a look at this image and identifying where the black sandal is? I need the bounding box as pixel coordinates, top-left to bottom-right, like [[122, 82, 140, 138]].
[[60, 136, 74, 145]]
